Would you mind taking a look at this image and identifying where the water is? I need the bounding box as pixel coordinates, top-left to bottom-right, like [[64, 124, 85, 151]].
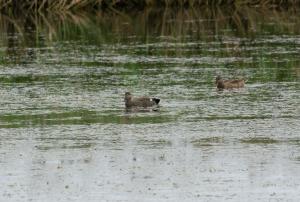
[[0, 8, 300, 202]]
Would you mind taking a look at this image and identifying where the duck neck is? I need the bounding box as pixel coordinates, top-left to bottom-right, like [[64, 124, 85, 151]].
[[125, 97, 132, 107], [217, 80, 224, 89]]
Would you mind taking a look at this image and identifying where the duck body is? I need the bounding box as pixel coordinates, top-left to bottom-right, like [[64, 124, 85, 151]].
[[216, 76, 245, 89], [124, 92, 160, 108]]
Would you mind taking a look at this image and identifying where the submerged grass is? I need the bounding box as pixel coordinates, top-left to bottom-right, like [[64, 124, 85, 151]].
[[240, 137, 279, 144], [0, 111, 175, 128], [137, 139, 172, 148], [191, 137, 224, 147], [0, 0, 300, 12]]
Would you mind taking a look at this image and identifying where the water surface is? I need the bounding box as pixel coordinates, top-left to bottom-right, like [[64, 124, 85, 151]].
[[0, 7, 300, 202]]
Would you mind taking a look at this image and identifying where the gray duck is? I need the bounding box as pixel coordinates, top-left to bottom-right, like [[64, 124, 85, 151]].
[[216, 76, 245, 89], [124, 92, 160, 108]]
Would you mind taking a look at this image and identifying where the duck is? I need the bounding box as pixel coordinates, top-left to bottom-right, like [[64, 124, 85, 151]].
[[124, 92, 160, 108], [215, 76, 245, 89]]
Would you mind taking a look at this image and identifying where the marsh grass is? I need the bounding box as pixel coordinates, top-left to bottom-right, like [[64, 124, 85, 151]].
[[0, 0, 299, 12], [1, 6, 299, 66], [2, 6, 300, 43]]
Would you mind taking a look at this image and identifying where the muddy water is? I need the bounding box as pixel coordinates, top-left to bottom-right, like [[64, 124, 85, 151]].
[[0, 8, 300, 202]]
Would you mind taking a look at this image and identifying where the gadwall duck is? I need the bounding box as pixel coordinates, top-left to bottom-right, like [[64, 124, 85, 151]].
[[216, 76, 245, 89], [124, 92, 160, 108]]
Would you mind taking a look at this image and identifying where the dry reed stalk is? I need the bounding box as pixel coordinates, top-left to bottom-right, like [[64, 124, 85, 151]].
[[0, 0, 299, 12]]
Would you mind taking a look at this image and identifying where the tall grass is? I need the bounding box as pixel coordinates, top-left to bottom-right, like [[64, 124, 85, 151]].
[[1, 7, 299, 77], [0, 0, 300, 12], [1, 6, 299, 49]]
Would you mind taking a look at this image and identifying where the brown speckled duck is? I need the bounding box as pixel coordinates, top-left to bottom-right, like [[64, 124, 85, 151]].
[[124, 92, 160, 108], [216, 76, 245, 89]]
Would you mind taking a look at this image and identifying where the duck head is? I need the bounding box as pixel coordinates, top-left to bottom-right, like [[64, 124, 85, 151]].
[[124, 92, 132, 102], [215, 76, 225, 89], [215, 75, 222, 84]]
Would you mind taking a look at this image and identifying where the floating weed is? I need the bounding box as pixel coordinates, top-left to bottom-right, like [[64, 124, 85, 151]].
[[0, 112, 175, 127], [191, 137, 224, 147], [35, 143, 94, 150], [287, 139, 300, 146], [137, 139, 172, 148], [240, 137, 279, 144]]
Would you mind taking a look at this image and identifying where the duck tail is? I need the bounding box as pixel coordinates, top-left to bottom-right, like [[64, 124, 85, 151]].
[[152, 98, 160, 104]]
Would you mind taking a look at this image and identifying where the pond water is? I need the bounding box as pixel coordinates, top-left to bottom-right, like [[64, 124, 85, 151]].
[[0, 7, 299, 202]]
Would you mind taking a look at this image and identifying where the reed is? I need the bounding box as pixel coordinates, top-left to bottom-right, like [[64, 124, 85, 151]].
[[1, 6, 299, 60], [0, 0, 300, 12]]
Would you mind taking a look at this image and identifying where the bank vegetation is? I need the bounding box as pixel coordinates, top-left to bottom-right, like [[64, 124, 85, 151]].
[[0, 0, 299, 12]]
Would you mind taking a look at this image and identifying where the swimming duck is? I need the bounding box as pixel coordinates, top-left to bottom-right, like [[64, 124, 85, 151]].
[[124, 92, 160, 108], [216, 76, 245, 89]]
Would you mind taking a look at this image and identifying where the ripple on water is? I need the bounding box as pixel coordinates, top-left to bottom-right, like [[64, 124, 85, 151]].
[[0, 9, 300, 202]]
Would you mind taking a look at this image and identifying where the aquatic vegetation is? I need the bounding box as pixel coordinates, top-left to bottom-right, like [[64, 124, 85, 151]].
[[0, 0, 299, 12], [0, 111, 175, 128], [35, 142, 94, 150], [191, 137, 224, 147], [240, 137, 279, 144], [1, 6, 300, 65], [137, 139, 172, 148], [287, 138, 300, 146]]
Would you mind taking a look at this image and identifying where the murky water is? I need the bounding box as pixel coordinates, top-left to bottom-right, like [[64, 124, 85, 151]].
[[0, 8, 300, 202]]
